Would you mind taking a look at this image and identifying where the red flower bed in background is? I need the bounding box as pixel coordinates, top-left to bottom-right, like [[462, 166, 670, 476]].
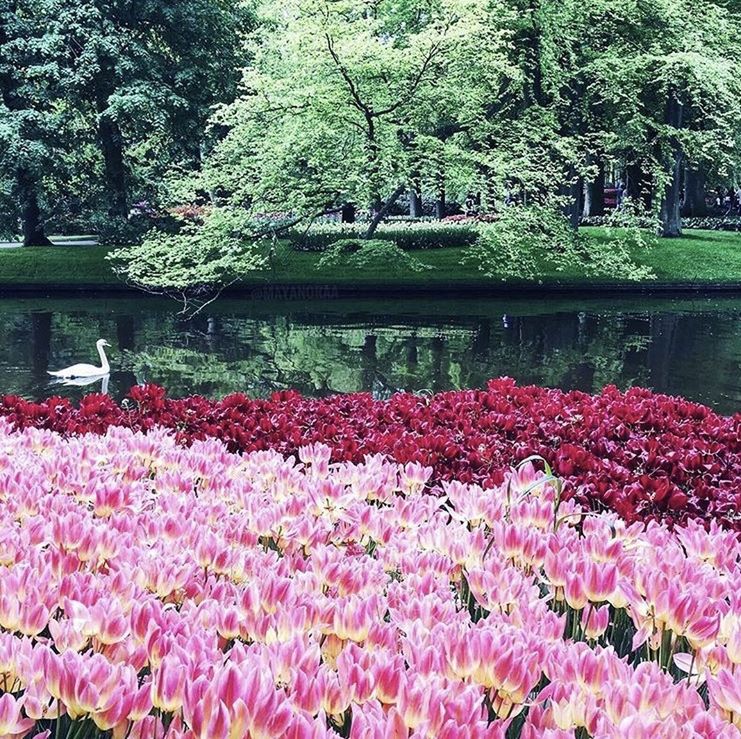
[[2, 378, 740, 529]]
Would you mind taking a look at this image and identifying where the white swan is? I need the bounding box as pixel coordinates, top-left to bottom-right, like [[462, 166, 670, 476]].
[[48, 339, 111, 379]]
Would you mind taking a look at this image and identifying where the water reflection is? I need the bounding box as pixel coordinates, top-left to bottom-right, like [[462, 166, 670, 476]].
[[0, 295, 739, 414], [49, 375, 110, 393]]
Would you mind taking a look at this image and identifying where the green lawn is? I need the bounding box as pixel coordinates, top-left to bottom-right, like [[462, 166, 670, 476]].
[[586, 228, 741, 283], [3, 228, 741, 288], [0, 246, 119, 285]]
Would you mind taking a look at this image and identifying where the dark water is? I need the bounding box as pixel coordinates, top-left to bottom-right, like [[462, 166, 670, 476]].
[[0, 294, 740, 414]]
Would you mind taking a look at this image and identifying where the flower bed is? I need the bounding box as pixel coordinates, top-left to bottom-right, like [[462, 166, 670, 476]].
[[580, 214, 741, 231], [2, 379, 741, 529], [0, 422, 739, 738]]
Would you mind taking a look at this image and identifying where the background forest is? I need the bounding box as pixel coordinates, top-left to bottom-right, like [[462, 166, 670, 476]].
[[3, 0, 741, 289]]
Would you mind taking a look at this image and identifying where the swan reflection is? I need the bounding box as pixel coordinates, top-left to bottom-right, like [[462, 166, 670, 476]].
[[49, 374, 110, 394]]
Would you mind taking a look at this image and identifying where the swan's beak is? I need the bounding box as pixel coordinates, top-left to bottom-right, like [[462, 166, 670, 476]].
[[102, 340, 111, 347]]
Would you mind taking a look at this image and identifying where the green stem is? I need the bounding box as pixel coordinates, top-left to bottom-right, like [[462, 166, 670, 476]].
[[664, 632, 677, 672], [54, 701, 62, 739], [686, 651, 696, 684]]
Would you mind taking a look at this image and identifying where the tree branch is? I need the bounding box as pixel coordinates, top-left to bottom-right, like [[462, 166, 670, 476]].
[[325, 33, 372, 117], [375, 39, 444, 117], [364, 183, 407, 238]]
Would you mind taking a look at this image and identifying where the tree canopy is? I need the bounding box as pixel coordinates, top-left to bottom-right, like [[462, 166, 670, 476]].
[[184, 0, 741, 234], [0, 0, 252, 244], [3, 0, 741, 259]]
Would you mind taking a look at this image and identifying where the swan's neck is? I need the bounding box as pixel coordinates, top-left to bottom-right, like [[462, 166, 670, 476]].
[[97, 344, 110, 374]]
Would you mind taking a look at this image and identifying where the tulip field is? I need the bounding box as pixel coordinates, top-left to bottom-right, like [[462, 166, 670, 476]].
[[3, 379, 740, 529], [0, 398, 739, 738]]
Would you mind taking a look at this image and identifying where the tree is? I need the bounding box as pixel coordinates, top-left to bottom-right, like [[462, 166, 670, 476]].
[[0, 0, 252, 245], [0, 0, 62, 244], [199, 0, 514, 237], [49, 0, 252, 219], [595, 0, 741, 236], [109, 0, 741, 299]]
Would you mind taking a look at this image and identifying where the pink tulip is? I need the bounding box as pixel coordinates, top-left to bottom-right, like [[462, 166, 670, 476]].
[[0, 694, 35, 737], [582, 604, 610, 639], [708, 668, 741, 728], [152, 656, 187, 713], [0, 422, 737, 738]]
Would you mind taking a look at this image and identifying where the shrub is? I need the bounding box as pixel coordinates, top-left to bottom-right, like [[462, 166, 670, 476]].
[[682, 216, 741, 232], [442, 213, 499, 224], [316, 238, 431, 272], [168, 203, 210, 225], [289, 221, 479, 251], [582, 214, 741, 232], [581, 214, 657, 229]]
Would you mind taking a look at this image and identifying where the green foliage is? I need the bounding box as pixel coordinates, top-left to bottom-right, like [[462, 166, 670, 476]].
[[580, 206, 657, 282], [88, 215, 148, 247], [680, 217, 741, 232], [465, 204, 574, 281], [465, 204, 655, 282], [598, 201, 659, 245], [316, 239, 431, 273], [5, 0, 741, 286], [291, 222, 479, 252], [0, 0, 252, 241], [107, 208, 268, 298], [200, 0, 515, 218]]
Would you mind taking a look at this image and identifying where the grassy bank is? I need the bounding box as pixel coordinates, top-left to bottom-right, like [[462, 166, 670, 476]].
[[3, 228, 741, 288]]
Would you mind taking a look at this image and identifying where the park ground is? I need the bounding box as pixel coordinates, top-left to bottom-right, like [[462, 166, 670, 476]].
[[2, 227, 741, 290]]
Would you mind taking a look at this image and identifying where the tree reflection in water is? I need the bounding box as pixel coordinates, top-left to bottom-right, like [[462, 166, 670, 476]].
[[0, 296, 739, 414]]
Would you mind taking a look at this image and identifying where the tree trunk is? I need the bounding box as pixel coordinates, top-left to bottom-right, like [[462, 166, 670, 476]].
[[409, 179, 422, 218], [569, 175, 584, 230], [660, 93, 684, 237], [524, 0, 544, 107], [364, 115, 384, 215], [626, 162, 643, 205], [559, 169, 583, 230], [97, 96, 128, 218], [435, 158, 445, 220], [435, 193, 446, 220], [18, 169, 52, 246], [681, 166, 708, 217], [364, 184, 406, 239], [583, 156, 606, 217]]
